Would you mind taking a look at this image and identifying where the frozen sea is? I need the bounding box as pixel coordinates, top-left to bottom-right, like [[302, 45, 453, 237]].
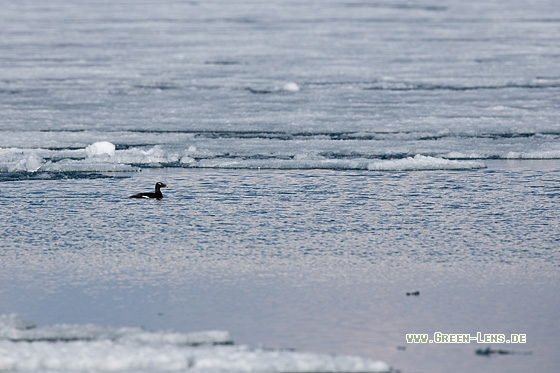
[[0, 0, 559, 372]]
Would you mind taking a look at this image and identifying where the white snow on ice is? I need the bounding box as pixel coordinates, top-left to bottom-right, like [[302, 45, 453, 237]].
[[0, 315, 390, 373]]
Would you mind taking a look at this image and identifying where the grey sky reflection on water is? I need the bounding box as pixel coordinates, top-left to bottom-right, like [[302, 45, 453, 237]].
[[1, 246, 557, 372]]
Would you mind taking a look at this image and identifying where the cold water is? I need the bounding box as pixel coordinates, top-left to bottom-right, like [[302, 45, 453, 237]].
[[1, 0, 559, 372]]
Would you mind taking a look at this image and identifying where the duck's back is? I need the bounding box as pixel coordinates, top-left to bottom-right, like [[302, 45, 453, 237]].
[[130, 191, 162, 198], [130, 192, 158, 198]]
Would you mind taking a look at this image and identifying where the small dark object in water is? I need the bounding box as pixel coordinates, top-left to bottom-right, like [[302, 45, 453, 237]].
[[476, 347, 532, 356], [246, 87, 273, 94], [397, 346, 406, 351], [476, 347, 506, 356], [406, 291, 420, 296], [130, 182, 168, 199]]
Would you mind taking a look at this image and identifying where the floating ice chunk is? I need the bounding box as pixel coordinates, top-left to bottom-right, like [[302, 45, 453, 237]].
[[119, 330, 232, 346], [283, 82, 300, 92], [445, 152, 484, 159], [0, 315, 232, 346], [0, 342, 390, 372], [367, 155, 486, 171], [41, 160, 135, 172], [0, 149, 44, 172], [504, 150, 560, 159], [180, 145, 198, 164], [18, 154, 43, 172], [111, 145, 179, 164], [180, 156, 196, 164], [141, 145, 167, 159], [81, 145, 180, 167], [85, 141, 115, 158], [0, 315, 390, 372], [0, 314, 35, 331], [192, 346, 391, 372]]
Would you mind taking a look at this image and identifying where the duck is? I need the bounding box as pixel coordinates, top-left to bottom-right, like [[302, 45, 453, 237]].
[[130, 182, 168, 199]]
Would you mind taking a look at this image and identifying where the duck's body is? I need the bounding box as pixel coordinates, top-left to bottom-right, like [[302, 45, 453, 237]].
[[130, 182, 168, 199]]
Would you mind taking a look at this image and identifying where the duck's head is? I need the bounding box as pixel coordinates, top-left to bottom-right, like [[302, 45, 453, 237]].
[[156, 182, 168, 189]]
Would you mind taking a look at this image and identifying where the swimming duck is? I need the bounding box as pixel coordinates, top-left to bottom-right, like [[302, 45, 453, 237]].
[[130, 182, 168, 199]]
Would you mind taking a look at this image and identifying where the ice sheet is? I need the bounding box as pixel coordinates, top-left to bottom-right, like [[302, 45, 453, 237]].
[[0, 315, 390, 373], [0, 140, 492, 174]]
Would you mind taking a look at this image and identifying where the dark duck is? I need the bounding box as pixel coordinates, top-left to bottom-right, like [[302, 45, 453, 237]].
[[130, 182, 168, 199]]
